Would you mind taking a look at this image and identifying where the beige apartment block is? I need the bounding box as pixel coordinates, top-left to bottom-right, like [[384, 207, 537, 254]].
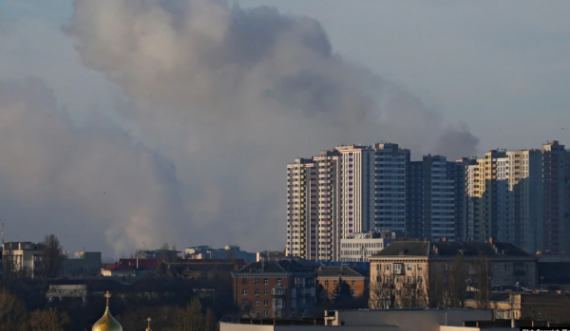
[[369, 240, 538, 309]]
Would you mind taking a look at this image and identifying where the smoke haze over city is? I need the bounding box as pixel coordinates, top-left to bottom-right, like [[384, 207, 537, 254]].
[[0, 0, 569, 257]]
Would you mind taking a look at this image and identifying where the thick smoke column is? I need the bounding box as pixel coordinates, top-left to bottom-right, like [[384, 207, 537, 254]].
[[0, 78, 184, 255], [63, 0, 479, 252]]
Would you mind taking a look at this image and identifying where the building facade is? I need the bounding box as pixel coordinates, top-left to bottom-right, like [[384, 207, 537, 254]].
[[2, 242, 43, 278], [408, 155, 465, 241], [340, 231, 395, 262], [316, 266, 367, 299], [368, 240, 538, 309], [541, 141, 570, 254], [62, 251, 102, 277], [463, 141, 569, 254], [231, 259, 317, 319], [287, 143, 409, 262], [286, 150, 341, 261]]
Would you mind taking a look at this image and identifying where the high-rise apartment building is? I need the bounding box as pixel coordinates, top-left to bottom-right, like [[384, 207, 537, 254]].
[[463, 143, 566, 254], [407, 155, 465, 240], [372, 143, 410, 234], [287, 143, 409, 261], [541, 141, 570, 254], [286, 150, 341, 261]]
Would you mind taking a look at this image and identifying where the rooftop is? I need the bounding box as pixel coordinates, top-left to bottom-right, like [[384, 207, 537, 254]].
[[371, 240, 529, 258], [317, 266, 364, 279], [235, 258, 317, 274]]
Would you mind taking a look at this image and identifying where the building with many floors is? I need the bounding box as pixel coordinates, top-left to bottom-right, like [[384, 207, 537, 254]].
[[368, 239, 538, 309], [408, 155, 465, 241], [340, 231, 395, 262], [286, 143, 409, 262], [231, 259, 317, 319]]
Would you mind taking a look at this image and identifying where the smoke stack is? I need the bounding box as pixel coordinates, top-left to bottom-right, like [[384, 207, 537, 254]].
[[136, 256, 139, 269], [489, 237, 494, 245]]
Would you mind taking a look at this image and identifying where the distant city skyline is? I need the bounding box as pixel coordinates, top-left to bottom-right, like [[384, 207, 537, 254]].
[[0, 0, 569, 257]]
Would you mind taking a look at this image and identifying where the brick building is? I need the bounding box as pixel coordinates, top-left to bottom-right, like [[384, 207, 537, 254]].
[[231, 259, 317, 318], [317, 266, 367, 299], [369, 239, 538, 309]]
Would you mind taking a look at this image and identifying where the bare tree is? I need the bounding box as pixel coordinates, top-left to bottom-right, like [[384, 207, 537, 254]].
[[446, 255, 468, 308], [427, 263, 446, 308], [29, 307, 70, 331], [474, 255, 492, 309], [0, 289, 28, 331], [41, 234, 63, 279], [370, 274, 395, 309]]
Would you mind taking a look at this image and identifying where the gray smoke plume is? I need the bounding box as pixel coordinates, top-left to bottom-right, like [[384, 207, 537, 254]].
[[0, 78, 185, 255], [2, 0, 476, 255]]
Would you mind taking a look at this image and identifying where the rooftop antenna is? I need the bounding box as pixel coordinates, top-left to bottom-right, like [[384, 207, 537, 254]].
[[2, 222, 4, 245]]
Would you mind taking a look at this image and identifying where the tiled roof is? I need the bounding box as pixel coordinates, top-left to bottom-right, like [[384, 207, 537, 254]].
[[317, 266, 364, 278], [371, 241, 530, 258]]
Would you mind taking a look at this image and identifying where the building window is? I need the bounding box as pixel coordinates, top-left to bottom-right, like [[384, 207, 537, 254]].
[[264, 310, 268, 317], [386, 264, 391, 271], [396, 290, 401, 296], [254, 278, 259, 284], [242, 300, 247, 306], [386, 276, 391, 284], [255, 301, 259, 306], [242, 290, 247, 295], [325, 281, 328, 286], [264, 279, 268, 285], [407, 276, 412, 284], [417, 276, 423, 283], [407, 264, 412, 270], [396, 277, 401, 283], [277, 279, 282, 286], [417, 264, 422, 271], [377, 264, 381, 271], [352, 281, 356, 286], [242, 278, 247, 285], [255, 289, 259, 296], [264, 300, 268, 306], [264, 289, 268, 295], [334, 281, 338, 286]]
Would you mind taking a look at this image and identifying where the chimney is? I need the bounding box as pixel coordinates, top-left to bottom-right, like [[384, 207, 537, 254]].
[[489, 237, 494, 245], [442, 237, 447, 242]]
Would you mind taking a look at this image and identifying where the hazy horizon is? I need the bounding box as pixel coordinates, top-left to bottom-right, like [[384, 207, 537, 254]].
[[0, 0, 569, 259]]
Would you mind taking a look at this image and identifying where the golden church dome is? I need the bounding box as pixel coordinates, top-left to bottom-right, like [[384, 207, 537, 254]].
[[92, 292, 123, 331]]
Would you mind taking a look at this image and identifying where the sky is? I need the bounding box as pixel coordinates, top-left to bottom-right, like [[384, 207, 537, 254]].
[[0, 0, 569, 259]]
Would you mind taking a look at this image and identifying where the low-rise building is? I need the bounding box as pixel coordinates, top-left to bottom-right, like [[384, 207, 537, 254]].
[[340, 232, 395, 262], [62, 252, 102, 277], [368, 239, 538, 309], [231, 259, 317, 319], [186, 245, 256, 263], [464, 292, 570, 323], [317, 266, 367, 299], [2, 242, 43, 278]]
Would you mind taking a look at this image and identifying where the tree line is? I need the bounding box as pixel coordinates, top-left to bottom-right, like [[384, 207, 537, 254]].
[[0, 235, 239, 331]]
